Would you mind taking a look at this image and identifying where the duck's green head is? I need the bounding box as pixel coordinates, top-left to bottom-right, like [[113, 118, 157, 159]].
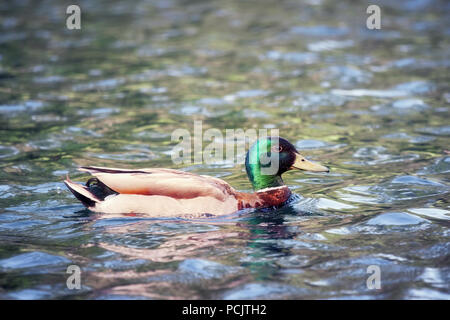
[[245, 136, 329, 190]]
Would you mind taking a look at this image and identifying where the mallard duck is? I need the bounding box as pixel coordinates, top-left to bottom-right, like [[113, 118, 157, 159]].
[[64, 137, 329, 217]]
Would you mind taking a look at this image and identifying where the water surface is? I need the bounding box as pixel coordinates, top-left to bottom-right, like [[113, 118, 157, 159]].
[[0, 0, 449, 299]]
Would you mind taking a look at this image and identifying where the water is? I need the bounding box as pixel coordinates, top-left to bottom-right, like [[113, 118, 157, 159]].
[[0, 0, 449, 299]]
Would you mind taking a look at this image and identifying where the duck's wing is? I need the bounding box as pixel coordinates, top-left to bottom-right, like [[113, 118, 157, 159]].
[[78, 166, 237, 201]]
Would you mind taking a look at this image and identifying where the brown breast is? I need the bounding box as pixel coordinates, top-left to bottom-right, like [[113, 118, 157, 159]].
[[236, 186, 292, 210]]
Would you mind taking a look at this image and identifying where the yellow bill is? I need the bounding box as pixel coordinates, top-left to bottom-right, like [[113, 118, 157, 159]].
[[291, 152, 329, 172]]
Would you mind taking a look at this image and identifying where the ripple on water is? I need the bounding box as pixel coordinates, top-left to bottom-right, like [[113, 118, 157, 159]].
[[63, 126, 103, 138], [7, 289, 53, 300], [177, 259, 240, 280], [72, 78, 126, 91], [88, 144, 159, 162], [262, 51, 318, 64], [26, 138, 63, 151], [294, 176, 343, 186], [390, 98, 429, 112], [295, 139, 331, 150], [91, 258, 148, 270], [19, 182, 62, 194], [0, 184, 16, 199], [384, 58, 441, 70], [171, 105, 229, 117], [366, 212, 428, 226], [417, 156, 450, 175], [374, 253, 407, 262], [418, 267, 448, 289], [292, 92, 347, 110], [331, 88, 407, 98], [325, 226, 352, 235], [407, 288, 450, 300], [276, 254, 310, 269], [391, 175, 445, 187], [33, 75, 65, 84], [415, 126, 450, 136], [321, 65, 372, 87], [382, 132, 435, 144], [0, 31, 27, 44], [327, 212, 432, 236], [337, 175, 447, 204], [0, 220, 51, 232], [393, 80, 435, 95], [350, 146, 419, 166], [0, 213, 24, 222], [0, 100, 44, 115], [5, 283, 90, 300], [223, 89, 270, 102], [222, 283, 309, 300], [296, 197, 356, 213], [0, 145, 19, 159], [133, 130, 170, 140], [443, 92, 450, 103], [289, 25, 348, 37], [0, 252, 70, 270], [76, 108, 119, 119], [196, 97, 231, 106], [307, 39, 354, 52], [243, 109, 269, 118], [408, 208, 450, 221]]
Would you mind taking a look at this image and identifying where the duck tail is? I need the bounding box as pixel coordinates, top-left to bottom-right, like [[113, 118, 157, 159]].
[[64, 175, 101, 208]]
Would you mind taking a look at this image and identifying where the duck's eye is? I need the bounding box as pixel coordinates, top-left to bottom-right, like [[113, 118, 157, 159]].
[[271, 145, 283, 153], [301, 159, 305, 162]]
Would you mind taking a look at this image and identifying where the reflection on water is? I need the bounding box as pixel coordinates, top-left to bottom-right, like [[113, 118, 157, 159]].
[[0, 0, 449, 299]]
